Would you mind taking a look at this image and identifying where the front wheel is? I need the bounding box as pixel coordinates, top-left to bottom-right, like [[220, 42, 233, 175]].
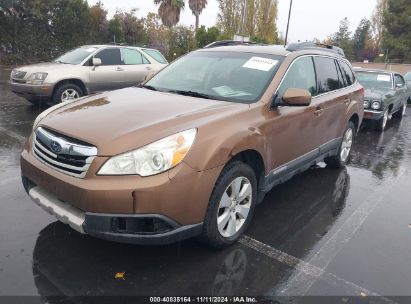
[[375, 110, 389, 132], [200, 161, 257, 248], [393, 103, 406, 119], [325, 121, 355, 168], [52, 83, 83, 104]]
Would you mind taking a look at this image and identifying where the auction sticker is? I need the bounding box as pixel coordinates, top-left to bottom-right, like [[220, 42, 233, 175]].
[[377, 74, 391, 82], [242, 57, 278, 71]]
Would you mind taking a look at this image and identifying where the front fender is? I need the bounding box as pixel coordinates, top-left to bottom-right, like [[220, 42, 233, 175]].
[[184, 126, 266, 173]]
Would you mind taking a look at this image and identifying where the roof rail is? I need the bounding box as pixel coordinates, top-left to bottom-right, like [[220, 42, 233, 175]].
[[203, 40, 264, 48], [286, 42, 345, 57]]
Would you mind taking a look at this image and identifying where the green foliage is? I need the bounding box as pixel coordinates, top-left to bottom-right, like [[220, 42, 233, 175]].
[[332, 17, 354, 60], [382, 0, 411, 63], [195, 26, 220, 48]]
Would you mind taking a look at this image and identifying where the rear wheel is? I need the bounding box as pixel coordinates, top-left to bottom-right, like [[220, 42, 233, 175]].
[[325, 121, 355, 168], [52, 83, 83, 104], [200, 161, 257, 248]]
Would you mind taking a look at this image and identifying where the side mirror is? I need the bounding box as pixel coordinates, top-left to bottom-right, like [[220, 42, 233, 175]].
[[92, 58, 102, 66], [280, 88, 312, 106]]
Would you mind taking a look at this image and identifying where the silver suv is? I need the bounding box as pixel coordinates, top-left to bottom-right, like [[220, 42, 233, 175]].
[[10, 45, 168, 104]]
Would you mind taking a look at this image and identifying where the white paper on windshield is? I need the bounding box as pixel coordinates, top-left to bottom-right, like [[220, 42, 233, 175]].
[[377, 74, 391, 82], [242, 57, 278, 71]]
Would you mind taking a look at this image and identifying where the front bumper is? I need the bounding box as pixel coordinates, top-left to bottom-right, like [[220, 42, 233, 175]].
[[9, 81, 53, 99], [26, 184, 203, 245], [363, 109, 384, 120]]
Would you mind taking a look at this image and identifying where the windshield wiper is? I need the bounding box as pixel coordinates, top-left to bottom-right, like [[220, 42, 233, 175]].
[[166, 90, 213, 99], [140, 85, 158, 91]]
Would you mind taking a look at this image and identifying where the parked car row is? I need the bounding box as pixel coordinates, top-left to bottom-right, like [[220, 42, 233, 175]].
[[14, 41, 408, 248], [9, 45, 168, 104]]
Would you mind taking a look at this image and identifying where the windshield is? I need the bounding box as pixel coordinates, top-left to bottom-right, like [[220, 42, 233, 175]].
[[54, 47, 98, 65], [355, 72, 392, 90], [145, 51, 284, 103], [404, 72, 411, 81]]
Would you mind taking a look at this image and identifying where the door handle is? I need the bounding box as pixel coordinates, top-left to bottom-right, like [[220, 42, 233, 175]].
[[146, 66, 152, 70], [343, 98, 350, 105], [116, 67, 124, 71]]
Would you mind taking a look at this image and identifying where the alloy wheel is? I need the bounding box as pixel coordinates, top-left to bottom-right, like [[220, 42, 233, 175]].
[[340, 128, 353, 162], [61, 89, 80, 102], [217, 177, 252, 238]]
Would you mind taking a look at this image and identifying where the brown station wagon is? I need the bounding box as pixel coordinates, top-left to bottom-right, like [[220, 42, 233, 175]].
[[21, 42, 364, 247]]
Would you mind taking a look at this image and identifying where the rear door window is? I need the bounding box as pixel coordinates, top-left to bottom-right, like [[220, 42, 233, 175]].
[[277, 56, 317, 97], [94, 48, 122, 66], [314, 57, 340, 94], [122, 48, 145, 65], [339, 61, 355, 86]]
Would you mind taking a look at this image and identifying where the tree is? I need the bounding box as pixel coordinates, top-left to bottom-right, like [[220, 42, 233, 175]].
[[332, 17, 354, 60], [154, 0, 185, 27], [195, 25, 219, 47], [352, 18, 373, 61], [50, 0, 90, 52], [255, 0, 278, 43], [144, 12, 170, 55], [111, 9, 145, 45], [168, 25, 196, 59], [88, 1, 108, 44], [216, 0, 242, 38], [371, 0, 388, 51], [188, 0, 207, 30], [382, 0, 411, 63]]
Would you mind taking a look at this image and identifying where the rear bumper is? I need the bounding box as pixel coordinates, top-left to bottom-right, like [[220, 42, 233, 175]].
[[363, 109, 384, 120], [9, 81, 53, 99], [26, 183, 203, 245]]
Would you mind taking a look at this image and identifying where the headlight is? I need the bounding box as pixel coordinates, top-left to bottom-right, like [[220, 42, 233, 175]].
[[26, 72, 48, 84], [363, 100, 370, 108], [98, 129, 197, 176], [371, 101, 381, 110]]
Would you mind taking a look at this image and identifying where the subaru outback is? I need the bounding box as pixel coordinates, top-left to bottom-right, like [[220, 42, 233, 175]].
[[21, 42, 364, 247]]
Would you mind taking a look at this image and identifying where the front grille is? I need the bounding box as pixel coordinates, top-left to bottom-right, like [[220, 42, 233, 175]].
[[32, 127, 97, 178], [11, 70, 27, 80]]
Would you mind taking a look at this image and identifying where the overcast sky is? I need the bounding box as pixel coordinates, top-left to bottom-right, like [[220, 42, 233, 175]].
[[88, 0, 377, 42]]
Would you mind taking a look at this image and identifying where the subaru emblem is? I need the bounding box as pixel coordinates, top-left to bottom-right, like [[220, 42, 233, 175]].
[[50, 140, 62, 153]]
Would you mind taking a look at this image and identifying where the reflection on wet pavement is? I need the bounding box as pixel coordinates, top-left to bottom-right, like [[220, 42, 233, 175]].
[[1, 67, 411, 301]]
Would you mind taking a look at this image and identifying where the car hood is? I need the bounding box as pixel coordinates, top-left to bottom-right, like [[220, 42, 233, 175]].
[[38, 87, 248, 156], [364, 88, 387, 100], [15, 62, 75, 74]]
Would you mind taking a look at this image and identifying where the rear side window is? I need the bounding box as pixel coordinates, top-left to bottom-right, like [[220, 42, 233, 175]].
[[94, 49, 122, 66], [277, 56, 317, 97], [314, 57, 340, 94], [143, 49, 168, 64], [339, 61, 355, 86]]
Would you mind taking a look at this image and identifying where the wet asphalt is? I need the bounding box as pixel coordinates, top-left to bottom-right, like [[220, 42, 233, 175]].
[[1, 66, 411, 303]]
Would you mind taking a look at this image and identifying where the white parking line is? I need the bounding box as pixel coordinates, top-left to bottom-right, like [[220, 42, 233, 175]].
[[239, 236, 386, 298], [277, 168, 406, 297]]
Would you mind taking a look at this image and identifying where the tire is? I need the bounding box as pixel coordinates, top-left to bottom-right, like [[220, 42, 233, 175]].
[[200, 161, 257, 248], [325, 121, 355, 169], [375, 109, 389, 132], [52, 83, 83, 104], [393, 103, 406, 119]]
